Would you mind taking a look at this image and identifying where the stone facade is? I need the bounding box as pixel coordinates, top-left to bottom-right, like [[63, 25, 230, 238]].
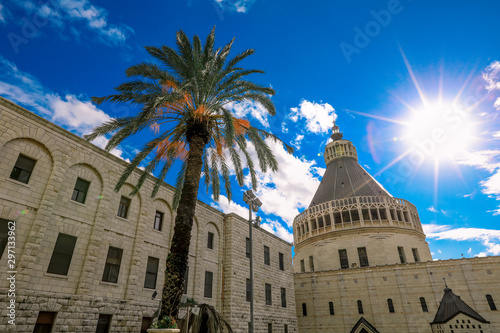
[[0, 97, 297, 333]]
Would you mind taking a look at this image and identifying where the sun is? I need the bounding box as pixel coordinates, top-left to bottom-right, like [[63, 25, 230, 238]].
[[402, 102, 476, 162]]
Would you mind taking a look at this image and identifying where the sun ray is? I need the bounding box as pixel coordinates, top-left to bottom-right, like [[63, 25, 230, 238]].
[[433, 159, 439, 208], [399, 46, 428, 106], [345, 109, 408, 126], [374, 147, 415, 177]]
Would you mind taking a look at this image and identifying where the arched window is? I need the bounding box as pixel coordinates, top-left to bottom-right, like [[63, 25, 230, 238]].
[[357, 300, 363, 314], [302, 303, 307, 316], [329, 301, 334, 315], [420, 297, 428, 312], [486, 294, 497, 311], [387, 298, 394, 313]]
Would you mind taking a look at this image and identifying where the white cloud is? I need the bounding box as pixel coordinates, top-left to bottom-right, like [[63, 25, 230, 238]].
[[424, 223, 500, 256], [215, 0, 256, 13], [245, 139, 323, 225], [483, 61, 500, 92], [260, 220, 293, 243], [4, 0, 131, 45], [0, 56, 127, 160], [427, 206, 438, 213], [226, 100, 270, 128], [290, 100, 337, 134], [211, 194, 249, 218], [291, 134, 304, 150]]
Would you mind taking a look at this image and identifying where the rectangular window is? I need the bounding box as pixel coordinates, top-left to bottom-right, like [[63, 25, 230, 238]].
[[281, 287, 287, 307], [284, 324, 288, 333], [264, 246, 270, 265], [486, 294, 497, 311], [268, 323, 272, 333], [279, 252, 285, 271], [144, 256, 159, 289], [33, 311, 56, 333], [246, 237, 251, 258], [10, 154, 36, 184], [265, 283, 272, 305], [141, 317, 152, 333], [0, 219, 9, 259], [300, 259, 305, 273], [102, 246, 123, 283], [204, 271, 213, 298], [96, 314, 112, 333], [246, 278, 251, 302], [339, 249, 349, 269], [47, 233, 77, 275], [154, 211, 163, 231], [207, 232, 214, 249], [117, 196, 131, 219], [71, 178, 90, 204], [387, 298, 395, 313], [398, 246, 407, 264], [420, 297, 428, 312], [358, 247, 369, 267], [183, 266, 189, 294], [412, 248, 420, 262], [309, 255, 314, 272]]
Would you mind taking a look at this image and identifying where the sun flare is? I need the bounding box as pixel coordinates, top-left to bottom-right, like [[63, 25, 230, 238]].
[[402, 103, 475, 162]]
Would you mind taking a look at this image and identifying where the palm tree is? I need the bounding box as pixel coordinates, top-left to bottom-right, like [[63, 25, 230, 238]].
[[84, 28, 292, 318]]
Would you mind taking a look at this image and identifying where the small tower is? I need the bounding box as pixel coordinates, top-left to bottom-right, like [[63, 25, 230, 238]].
[[293, 121, 432, 272]]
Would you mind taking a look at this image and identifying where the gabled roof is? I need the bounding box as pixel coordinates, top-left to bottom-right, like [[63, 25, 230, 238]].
[[431, 288, 490, 324], [309, 157, 391, 208], [349, 317, 380, 333]]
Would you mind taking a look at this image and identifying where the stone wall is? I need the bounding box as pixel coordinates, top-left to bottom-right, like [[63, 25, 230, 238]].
[[294, 256, 500, 332]]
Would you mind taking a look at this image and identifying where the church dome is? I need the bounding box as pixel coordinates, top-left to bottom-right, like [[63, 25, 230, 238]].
[[293, 122, 432, 272]]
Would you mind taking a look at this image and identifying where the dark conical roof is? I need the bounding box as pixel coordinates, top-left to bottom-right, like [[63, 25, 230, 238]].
[[431, 288, 490, 324], [309, 157, 391, 208]]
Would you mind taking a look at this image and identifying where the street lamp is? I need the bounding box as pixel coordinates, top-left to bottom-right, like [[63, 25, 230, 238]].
[[243, 190, 262, 333]]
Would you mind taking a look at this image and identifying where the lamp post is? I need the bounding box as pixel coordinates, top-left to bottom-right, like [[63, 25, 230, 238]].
[[243, 190, 262, 333]]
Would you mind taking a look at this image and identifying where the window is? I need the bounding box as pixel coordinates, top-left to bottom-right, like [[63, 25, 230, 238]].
[[387, 298, 395, 313], [33, 311, 56, 333], [0, 219, 9, 259], [96, 314, 112, 333], [246, 237, 251, 258], [204, 271, 213, 298], [183, 267, 189, 294], [102, 246, 123, 283], [281, 287, 287, 307], [302, 303, 307, 316], [357, 300, 364, 314], [117, 196, 131, 218], [141, 317, 152, 333], [420, 297, 428, 312], [144, 256, 159, 289], [154, 211, 163, 231], [486, 294, 497, 310], [279, 252, 284, 271], [207, 232, 214, 249], [329, 301, 334, 315], [10, 154, 36, 184], [300, 259, 305, 273], [71, 178, 90, 203], [309, 255, 314, 272], [246, 278, 251, 302], [398, 246, 407, 264], [339, 249, 349, 269], [412, 248, 420, 262], [267, 323, 272, 333], [284, 324, 288, 333], [358, 247, 369, 267], [264, 246, 270, 265], [265, 283, 272, 305], [47, 233, 77, 275]]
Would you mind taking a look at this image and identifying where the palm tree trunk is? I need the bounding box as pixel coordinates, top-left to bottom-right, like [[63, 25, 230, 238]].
[[160, 131, 207, 319]]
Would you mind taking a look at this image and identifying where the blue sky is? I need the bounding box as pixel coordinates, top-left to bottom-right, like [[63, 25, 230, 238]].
[[0, 0, 499, 260]]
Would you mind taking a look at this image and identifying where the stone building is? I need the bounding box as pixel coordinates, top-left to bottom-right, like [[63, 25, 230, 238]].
[[292, 122, 500, 332], [0, 97, 297, 333]]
